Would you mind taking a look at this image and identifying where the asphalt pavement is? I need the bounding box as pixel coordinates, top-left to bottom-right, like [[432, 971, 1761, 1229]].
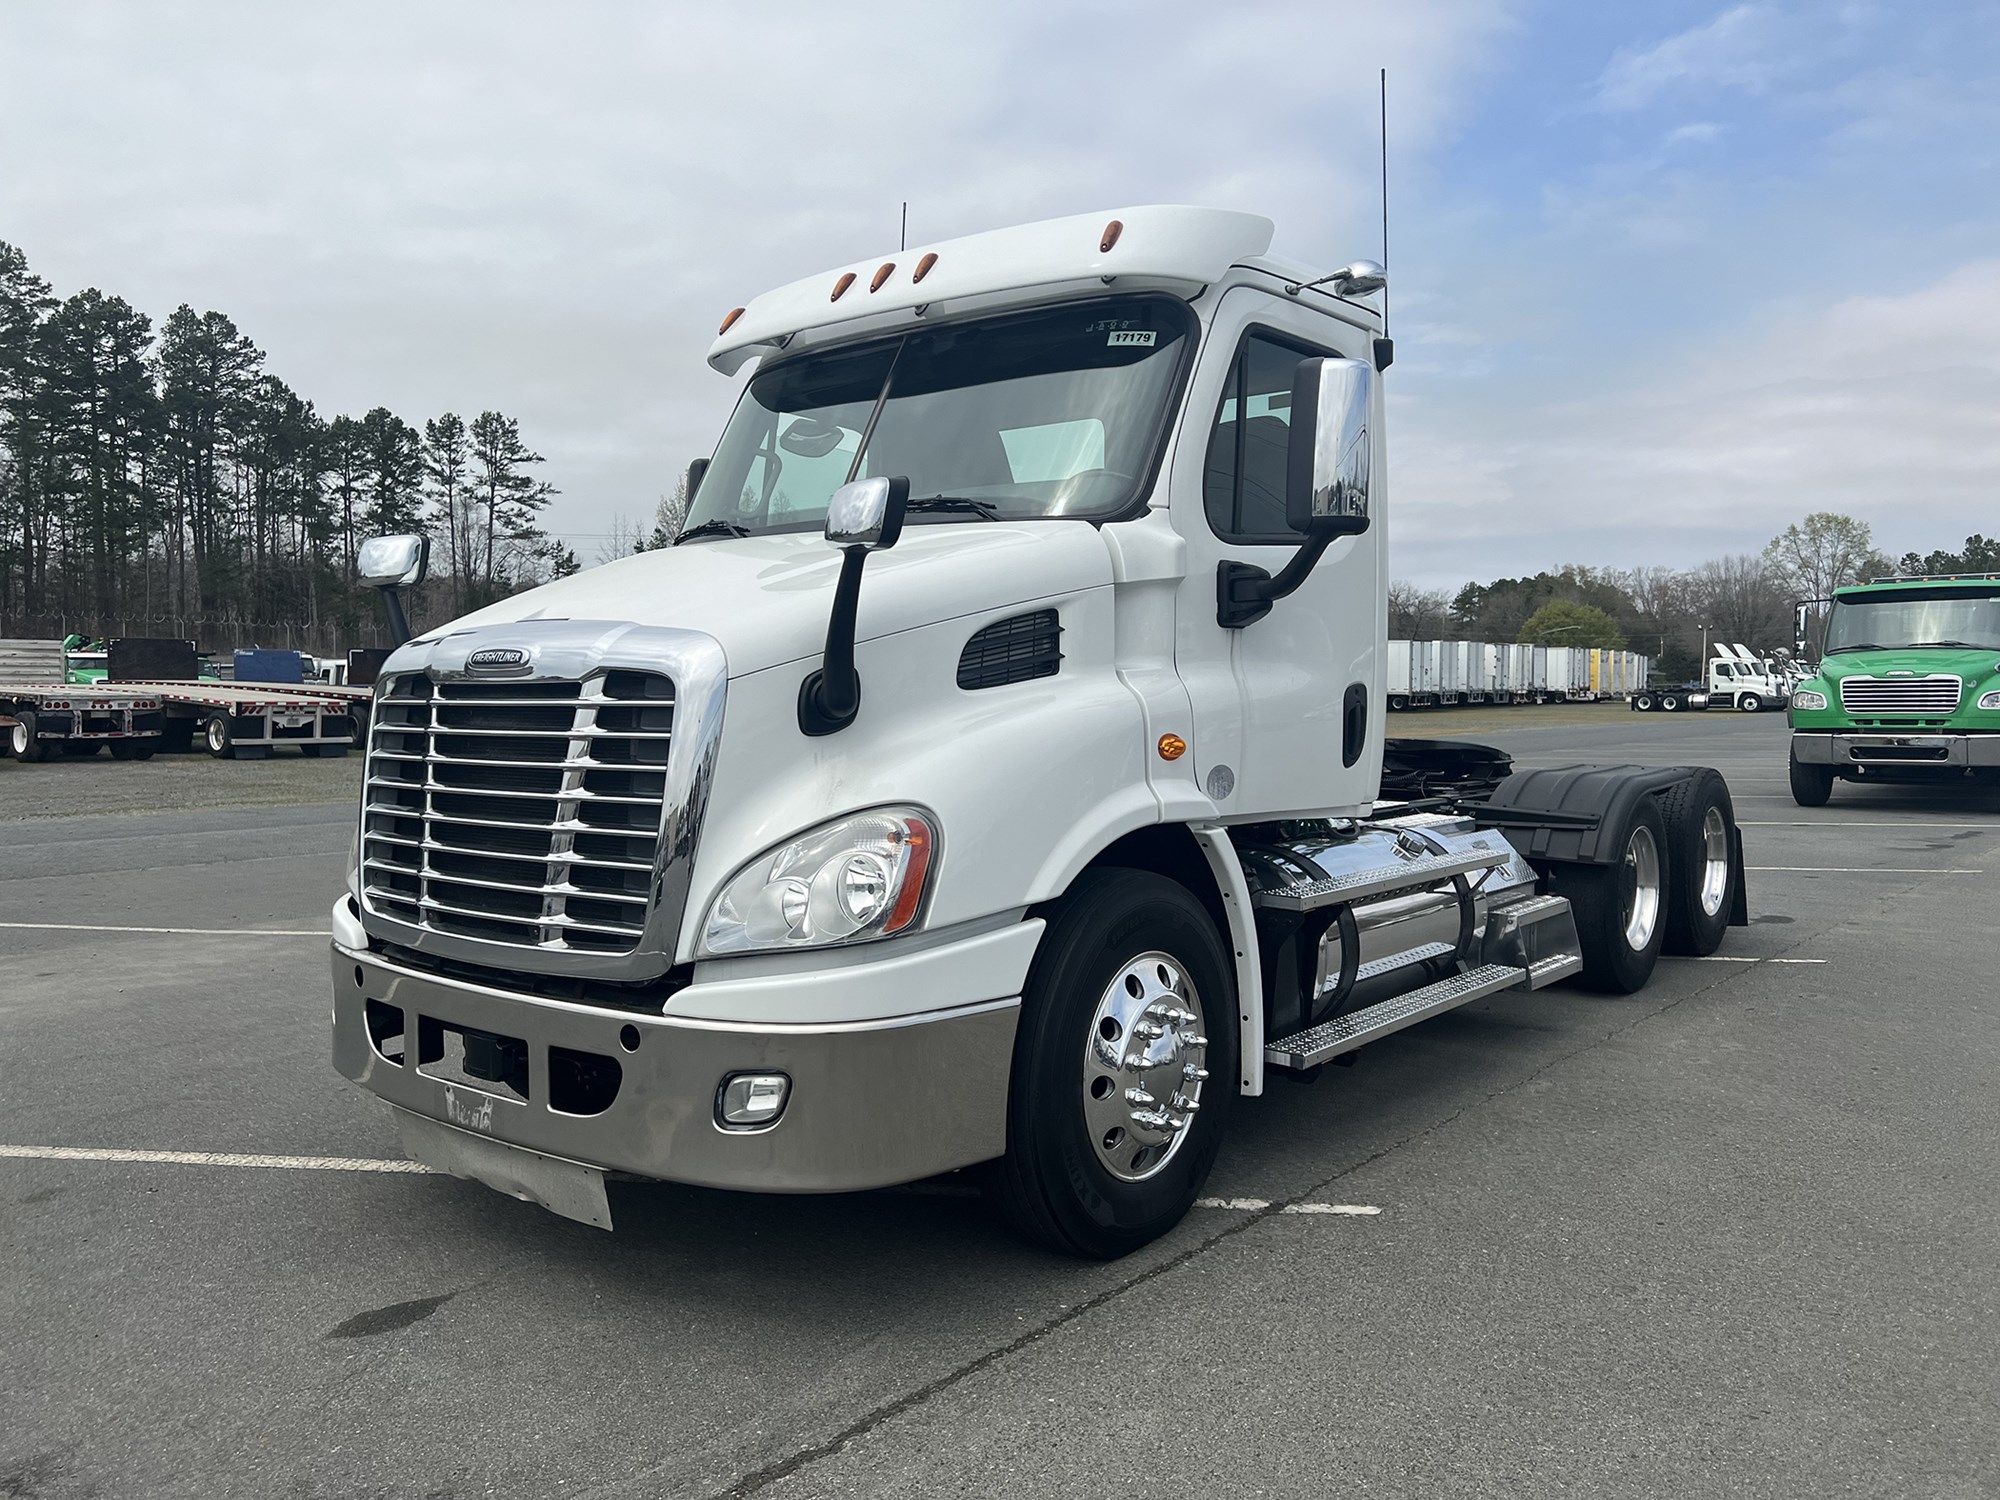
[[3, 710, 1995, 1498]]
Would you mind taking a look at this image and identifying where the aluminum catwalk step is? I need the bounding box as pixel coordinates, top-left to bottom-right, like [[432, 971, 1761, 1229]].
[[1253, 846, 1512, 913], [1265, 962, 1529, 1070]]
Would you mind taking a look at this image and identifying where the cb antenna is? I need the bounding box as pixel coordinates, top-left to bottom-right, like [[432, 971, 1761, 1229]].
[[1379, 68, 1390, 341], [900, 201, 908, 252]]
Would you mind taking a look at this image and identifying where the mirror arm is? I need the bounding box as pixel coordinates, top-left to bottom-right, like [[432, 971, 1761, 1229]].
[[798, 546, 870, 736], [1215, 518, 1365, 630], [378, 586, 415, 649]]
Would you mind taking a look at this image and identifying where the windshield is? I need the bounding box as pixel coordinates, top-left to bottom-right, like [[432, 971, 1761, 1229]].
[[686, 296, 1193, 537], [1824, 587, 2000, 653]]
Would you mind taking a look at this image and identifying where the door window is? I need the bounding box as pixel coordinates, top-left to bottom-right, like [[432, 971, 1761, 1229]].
[[1202, 330, 1329, 543]]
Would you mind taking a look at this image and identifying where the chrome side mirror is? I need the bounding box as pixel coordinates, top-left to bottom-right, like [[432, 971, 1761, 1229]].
[[825, 476, 909, 551], [357, 533, 430, 588], [1285, 357, 1375, 536]]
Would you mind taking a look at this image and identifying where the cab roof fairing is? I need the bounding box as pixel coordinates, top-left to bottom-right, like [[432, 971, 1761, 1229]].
[[705, 205, 1276, 375]]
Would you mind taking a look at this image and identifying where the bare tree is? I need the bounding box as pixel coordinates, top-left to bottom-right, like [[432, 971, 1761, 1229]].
[[647, 472, 690, 548], [593, 512, 648, 566], [1689, 554, 1790, 652], [1387, 581, 1453, 638], [1762, 512, 1885, 601]]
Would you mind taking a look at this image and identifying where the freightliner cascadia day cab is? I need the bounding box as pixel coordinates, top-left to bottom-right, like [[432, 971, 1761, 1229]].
[[332, 207, 1749, 1257], [1786, 574, 2000, 806]]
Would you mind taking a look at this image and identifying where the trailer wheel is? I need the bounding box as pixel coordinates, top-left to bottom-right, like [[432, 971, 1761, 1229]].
[[1739, 692, 1763, 713], [1659, 770, 1738, 956], [1634, 694, 1655, 712], [1547, 796, 1668, 994], [1660, 693, 1682, 711], [10, 709, 51, 762], [203, 714, 234, 758], [990, 869, 1234, 1260], [1788, 753, 1834, 808]]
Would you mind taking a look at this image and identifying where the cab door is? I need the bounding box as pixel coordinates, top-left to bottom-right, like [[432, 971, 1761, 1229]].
[[1168, 289, 1386, 820]]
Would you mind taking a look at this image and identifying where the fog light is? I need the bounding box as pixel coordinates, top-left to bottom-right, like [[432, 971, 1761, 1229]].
[[717, 1072, 790, 1128]]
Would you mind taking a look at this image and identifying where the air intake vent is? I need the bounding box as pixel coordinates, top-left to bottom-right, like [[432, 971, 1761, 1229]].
[[958, 610, 1063, 690]]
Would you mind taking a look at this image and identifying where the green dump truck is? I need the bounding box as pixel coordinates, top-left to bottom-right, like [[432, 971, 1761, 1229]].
[[1787, 573, 2000, 805]]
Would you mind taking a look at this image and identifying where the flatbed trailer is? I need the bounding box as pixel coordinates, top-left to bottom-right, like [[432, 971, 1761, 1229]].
[[1, 681, 167, 760], [108, 680, 365, 758]]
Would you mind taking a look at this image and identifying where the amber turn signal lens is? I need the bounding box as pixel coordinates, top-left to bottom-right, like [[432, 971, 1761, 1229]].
[[831, 272, 856, 302], [1157, 733, 1187, 761], [1100, 219, 1124, 254], [718, 306, 746, 335]]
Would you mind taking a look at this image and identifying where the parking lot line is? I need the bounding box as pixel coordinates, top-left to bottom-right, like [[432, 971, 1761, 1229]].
[[0, 921, 325, 937], [1739, 820, 1997, 828], [1680, 956, 1827, 964], [1193, 1198, 1382, 1215], [0, 1144, 432, 1172], [1747, 866, 1982, 874]]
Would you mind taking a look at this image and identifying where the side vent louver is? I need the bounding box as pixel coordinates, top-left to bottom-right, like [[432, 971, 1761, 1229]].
[[957, 609, 1063, 690]]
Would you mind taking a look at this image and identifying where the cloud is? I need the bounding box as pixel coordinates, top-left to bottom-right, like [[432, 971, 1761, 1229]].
[[1393, 258, 2000, 586], [1595, 4, 1792, 111]]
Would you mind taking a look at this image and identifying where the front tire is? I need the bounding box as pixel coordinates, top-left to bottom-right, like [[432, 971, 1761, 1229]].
[[1789, 753, 1834, 807], [990, 869, 1235, 1259], [1739, 692, 1763, 713], [1548, 795, 1669, 994]]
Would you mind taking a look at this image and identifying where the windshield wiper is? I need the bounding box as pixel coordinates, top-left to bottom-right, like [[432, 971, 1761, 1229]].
[[904, 495, 1005, 521], [1904, 639, 1992, 650], [675, 519, 752, 544], [1823, 643, 1885, 655]]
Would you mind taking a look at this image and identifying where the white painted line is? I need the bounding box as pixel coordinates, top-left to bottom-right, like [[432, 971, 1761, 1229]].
[[1747, 866, 1982, 874], [1682, 956, 1827, 964], [0, 1144, 432, 1172], [1194, 1197, 1382, 1216], [1740, 820, 1997, 828], [0, 921, 324, 937]]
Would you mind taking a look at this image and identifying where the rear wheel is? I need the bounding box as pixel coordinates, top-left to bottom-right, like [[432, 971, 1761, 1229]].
[[203, 714, 233, 758], [990, 869, 1234, 1259], [1659, 769, 1738, 955], [1789, 753, 1834, 807], [61, 741, 101, 757], [1547, 796, 1668, 993], [1661, 693, 1681, 711], [1634, 694, 1655, 712], [109, 739, 153, 760], [10, 709, 51, 762]]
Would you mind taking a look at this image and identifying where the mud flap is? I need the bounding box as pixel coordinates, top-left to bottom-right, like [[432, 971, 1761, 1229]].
[[393, 1107, 613, 1230], [1729, 825, 1750, 927]]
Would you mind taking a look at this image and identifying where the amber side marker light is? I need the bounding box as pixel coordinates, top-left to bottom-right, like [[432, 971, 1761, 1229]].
[[1157, 733, 1186, 761], [1100, 219, 1124, 254], [831, 272, 856, 302], [870, 262, 895, 292], [913, 252, 938, 283], [718, 306, 746, 335]]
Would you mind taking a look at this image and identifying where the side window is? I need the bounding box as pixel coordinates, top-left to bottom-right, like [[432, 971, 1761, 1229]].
[[1203, 331, 1325, 543]]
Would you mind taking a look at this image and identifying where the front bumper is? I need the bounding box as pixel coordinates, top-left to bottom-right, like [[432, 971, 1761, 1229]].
[[1791, 731, 2000, 770], [332, 904, 1030, 1196]]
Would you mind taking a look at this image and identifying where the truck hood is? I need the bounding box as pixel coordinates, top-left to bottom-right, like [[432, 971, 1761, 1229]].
[[1818, 648, 1999, 686], [434, 522, 1114, 678]]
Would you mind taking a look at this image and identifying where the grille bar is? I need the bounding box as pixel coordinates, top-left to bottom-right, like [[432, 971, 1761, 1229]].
[[1838, 675, 1963, 715], [359, 670, 673, 955]]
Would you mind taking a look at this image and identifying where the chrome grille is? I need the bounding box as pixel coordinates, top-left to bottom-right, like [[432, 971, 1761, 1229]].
[[1837, 674, 1963, 716], [361, 670, 673, 953]]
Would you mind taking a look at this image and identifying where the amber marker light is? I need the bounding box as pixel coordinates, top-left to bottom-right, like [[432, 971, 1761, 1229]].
[[1100, 219, 1124, 253], [1157, 733, 1187, 761], [912, 252, 938, 283], [831, 272, 856, 301], [870, 262, 895, 292], [718, 307, 746, 335]]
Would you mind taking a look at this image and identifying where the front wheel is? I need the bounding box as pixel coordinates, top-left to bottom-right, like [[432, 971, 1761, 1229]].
[[990, 869, 1235, 1259], [1739, 693, 1763, 713], [1789, 754, 1834, 807], [1547, 795, 1669, 994]]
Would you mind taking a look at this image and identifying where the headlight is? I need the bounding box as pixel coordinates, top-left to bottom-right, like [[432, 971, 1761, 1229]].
[[1979, 690, 2000, 711], [1791, 689, 1828, 711], [701, 807, 937, 956]]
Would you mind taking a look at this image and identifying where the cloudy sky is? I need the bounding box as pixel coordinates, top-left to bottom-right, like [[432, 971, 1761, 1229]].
[[3, 1, 1996, 589]]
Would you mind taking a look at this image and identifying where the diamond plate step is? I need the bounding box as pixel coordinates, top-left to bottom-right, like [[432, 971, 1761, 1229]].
[[1253, 847, 1511, 913], [1266, 962, 1529, 1070], [1346, 941, 1456, 989]]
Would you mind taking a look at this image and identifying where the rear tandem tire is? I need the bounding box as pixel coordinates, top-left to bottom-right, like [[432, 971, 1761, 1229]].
[[989, 869, 1235, 1260], [1547, 795, 1669, 994], [203, 714, 235, 759], [1661, 693, 1681, 711], [1658, 769, 1739, 956], [1789, 754, 1834, 807], [1634, 694, 1655, 712], [10, 709, 51, 762]]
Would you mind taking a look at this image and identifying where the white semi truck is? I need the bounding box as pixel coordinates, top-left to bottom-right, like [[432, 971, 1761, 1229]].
[[1706, 644, 1784, 712], [331, 207, 1748, 1257]]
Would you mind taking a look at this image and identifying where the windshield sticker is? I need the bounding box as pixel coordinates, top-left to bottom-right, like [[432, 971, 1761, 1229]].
[[1107, 330, 1157, 348]]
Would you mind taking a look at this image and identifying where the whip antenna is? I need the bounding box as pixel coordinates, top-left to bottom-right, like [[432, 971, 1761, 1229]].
[[1380, 67, 1390, 340]]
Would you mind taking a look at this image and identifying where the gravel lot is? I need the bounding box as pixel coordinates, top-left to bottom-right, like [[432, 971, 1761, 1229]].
[[3, 710, 1995, 1498]]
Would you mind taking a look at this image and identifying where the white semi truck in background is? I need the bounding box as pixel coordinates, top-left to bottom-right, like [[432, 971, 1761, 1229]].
[[332, 206, 1748, 1257], [1706, 644, 1785, 712]]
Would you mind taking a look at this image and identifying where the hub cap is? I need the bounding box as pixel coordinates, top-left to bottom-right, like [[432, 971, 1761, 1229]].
[[1083, 951, 1209, 1182], [1622, 824, 1662, 951], [9, 721, 25, 756], [1697, 805, 1730, 917]]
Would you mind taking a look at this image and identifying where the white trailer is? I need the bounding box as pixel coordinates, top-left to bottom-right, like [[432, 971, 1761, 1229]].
[[330, 205, 1748, 1256]]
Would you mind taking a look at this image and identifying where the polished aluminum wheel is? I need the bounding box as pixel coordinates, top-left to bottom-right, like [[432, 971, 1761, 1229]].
[[1083, 950, 1209, 1182], [1622, 824, 1662, 950], [1697, 804, 1730, 917], [8, 720, 26, 758]]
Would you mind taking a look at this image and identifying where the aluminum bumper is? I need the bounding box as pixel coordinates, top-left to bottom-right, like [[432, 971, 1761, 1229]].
[[1792, 731, 2000, 769], [331, 913, 1028, 1198]]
